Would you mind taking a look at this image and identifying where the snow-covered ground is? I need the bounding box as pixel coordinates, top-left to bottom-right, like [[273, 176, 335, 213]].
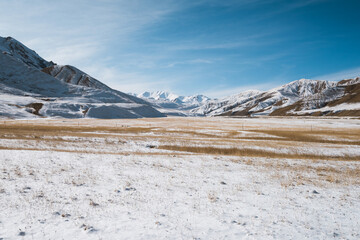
[[0, 117, 359, 239]]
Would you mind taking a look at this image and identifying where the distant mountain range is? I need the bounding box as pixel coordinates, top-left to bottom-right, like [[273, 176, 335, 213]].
[[192, 78, 360, 116], [0, 36, 359, 119], [133, 76, 360, 117], [131, 91, 212, 116], [0, 36, 164, 119]]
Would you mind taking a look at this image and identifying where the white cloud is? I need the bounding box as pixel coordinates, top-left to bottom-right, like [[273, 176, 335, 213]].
[[203, 82, 278, 99], [0, 0, 181, 65], [44, 43, 103, 66], [167, 31, 282, 51], [166, 58, 215, 68], [81, 64, 177, 94], [0, 0, 193, 94], [314, 67, 360, 81], [0, 0, 337, 98]]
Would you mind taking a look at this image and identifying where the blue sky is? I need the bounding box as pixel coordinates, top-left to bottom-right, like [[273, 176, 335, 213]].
[[1, 0, 360, 98]]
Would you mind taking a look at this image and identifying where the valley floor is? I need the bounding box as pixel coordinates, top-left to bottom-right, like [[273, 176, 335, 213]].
[[0, 117, 359, 239]]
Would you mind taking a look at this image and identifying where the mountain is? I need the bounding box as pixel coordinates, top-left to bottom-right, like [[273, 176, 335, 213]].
[[42, 65, 112, 91], [192, 78, 360, 117], [138, 91, 210, 106], [192, 90, 263, 116], [0, 36, 164, 119], [135, 91, 212, 116], [2, 36, 358, 118], [0, 36, 54, 69], [138, 91, 180, 102], [178, 94, 211, 107], [42, 64, 148, 105]]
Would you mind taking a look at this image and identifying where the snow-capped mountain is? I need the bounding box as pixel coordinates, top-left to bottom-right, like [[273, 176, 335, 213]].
[[2, 36, 358, 118], [0, 36, 164, 119], [138, 91, 180, 102], [42, 64, 148, 105], [179, 94, 211, 106], [192, 78, 360, 117], [0, 36, 54, 69], [135, 91, 212, 115], [42, 65, 112, 91], [138, 91, 210, 106], [193, 90, 263, 116]]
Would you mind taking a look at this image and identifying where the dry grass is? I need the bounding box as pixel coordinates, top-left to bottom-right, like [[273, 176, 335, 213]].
[[158, 145, 359, 161], [2, 121, 359, 145], [0, 146, 190, 156], [1, 117, 359, 187], [0, 124, 154, 135], [1, 118, 359, 161], [248, 129, 360, 145]]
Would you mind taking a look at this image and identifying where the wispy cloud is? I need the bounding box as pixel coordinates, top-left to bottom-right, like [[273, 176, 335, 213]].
[[167, 31, 283, 51], [166, 58, 215, 68], [0, 0, 182, 65], [203, 82, 279, 99], [192, 0, 280, 8], [0, 0, 352, 97], [314, 67, 360, 81], [235, 52, 289, 66], [81, 64, 183, 94], [246, 0, 326, 22]]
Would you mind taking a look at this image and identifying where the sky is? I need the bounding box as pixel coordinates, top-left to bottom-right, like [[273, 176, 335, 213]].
[[1, 0, 360, 98]]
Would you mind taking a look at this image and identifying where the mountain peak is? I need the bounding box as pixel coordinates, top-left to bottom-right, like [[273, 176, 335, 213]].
[[0, 35, 54, 70], [138, 91, 179, 101], [135, 91, 212, 113]]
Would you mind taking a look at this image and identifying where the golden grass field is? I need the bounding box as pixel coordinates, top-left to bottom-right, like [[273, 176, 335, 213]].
[[1, 117, 359, 186], [1, 117, 360, 239]]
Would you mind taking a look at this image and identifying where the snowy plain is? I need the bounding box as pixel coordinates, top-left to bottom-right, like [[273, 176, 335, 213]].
[[0, 117, 359, 239]]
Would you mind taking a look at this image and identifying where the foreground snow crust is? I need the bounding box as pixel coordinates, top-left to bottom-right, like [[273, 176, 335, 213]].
[[1, 150, 359, 239]]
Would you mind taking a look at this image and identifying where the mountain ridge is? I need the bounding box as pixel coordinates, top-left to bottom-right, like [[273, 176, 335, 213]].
[[137, 90, 211, 106], [192, 78, 360, 117], [0, 36, 164, 119], [133, 90, 212, 116], [0, 36, 54, 69]]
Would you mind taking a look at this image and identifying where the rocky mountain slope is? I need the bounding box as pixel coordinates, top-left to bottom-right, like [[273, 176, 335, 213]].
[[192, 78, 360, 117], [0, 36, 164, 119]]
